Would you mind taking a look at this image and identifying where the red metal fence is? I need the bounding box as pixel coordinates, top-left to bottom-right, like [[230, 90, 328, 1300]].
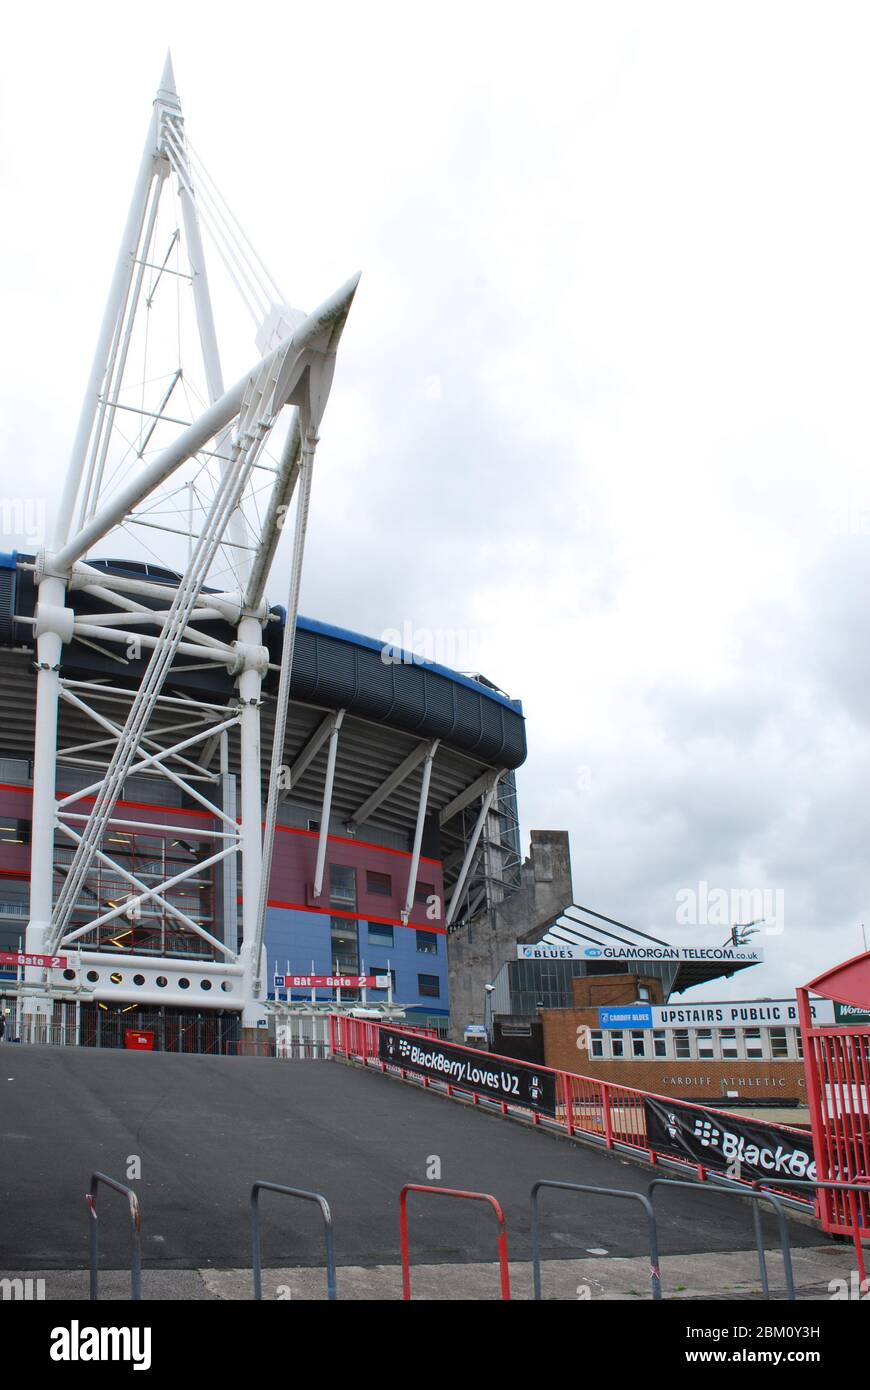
[[797, 955, 870, 1245], [800, 1021, 870, 1236], [329, 1015, 816, 1208]]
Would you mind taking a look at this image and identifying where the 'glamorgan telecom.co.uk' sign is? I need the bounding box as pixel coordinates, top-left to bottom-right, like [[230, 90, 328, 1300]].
[[517, 943, 764, 964], [378, 1027, 557, 1115]]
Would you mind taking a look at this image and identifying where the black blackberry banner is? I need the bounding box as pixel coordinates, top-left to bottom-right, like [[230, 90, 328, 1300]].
[[644, 1095, 817, 1183]]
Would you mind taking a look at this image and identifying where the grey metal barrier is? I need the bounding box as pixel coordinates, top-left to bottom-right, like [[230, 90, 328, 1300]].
[[86, 1171, 142, 1301], [752, 1177, 870, 1288], [250, 1181, 337, 1301], [648, 1176, 795, 1300], [531, 1179, 662, 1300]]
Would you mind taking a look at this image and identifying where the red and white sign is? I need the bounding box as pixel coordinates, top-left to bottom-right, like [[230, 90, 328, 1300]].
[[274, 974, 387, 990], [0, 952, 68, 970]]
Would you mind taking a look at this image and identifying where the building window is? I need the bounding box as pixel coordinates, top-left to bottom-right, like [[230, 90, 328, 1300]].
[[368, 923, 393, 948], [610, 1031, 625, 1058], [770, 1027, 790, 1059], [369, 967, 396, 992], [414, 880, 435, 904], [588, 1030, 603, 1057], [796, 1030, 804, 1059], [415, 930, 438, 955], [330, 917, 359, 976], [697, 1030, 715, 1060], [653, 1030, 667, 1058], [538, 967, 558, 1002], [0, 819, 30, 845], [638, 985, 650, 1001], [366, 870, 392, 897], [631, 1031, 646, 1058], [745, 1028, 764, 1059], [674, 1030, 691, 1059], [720, 1029, 739, 1059], [329, 865, 356, 909], [418, 973, 440, 998]]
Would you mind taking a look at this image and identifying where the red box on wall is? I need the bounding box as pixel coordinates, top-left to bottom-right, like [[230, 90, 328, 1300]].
[[124, 1030, 155, 1051]]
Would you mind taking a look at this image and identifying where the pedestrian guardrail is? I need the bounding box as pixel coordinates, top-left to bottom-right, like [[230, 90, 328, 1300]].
[[250, 1181, 337, 1300], [399, 1184, 511, 1300], [86, 1171, 142, 1301], [753, 1177, 870, 1287], [72, 1162, 851, 1300], [648, 1177, 795, 1300], [530, 1179, 662, 1300]]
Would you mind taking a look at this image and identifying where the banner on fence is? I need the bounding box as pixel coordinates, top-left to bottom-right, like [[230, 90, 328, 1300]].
[[378, 1027, 557, 1115], [643, 1095, 817, 1183]]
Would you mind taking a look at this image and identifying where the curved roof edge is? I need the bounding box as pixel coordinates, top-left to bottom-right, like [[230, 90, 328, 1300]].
[[292, 614, 523, 715], [0, 554, 527, 771]]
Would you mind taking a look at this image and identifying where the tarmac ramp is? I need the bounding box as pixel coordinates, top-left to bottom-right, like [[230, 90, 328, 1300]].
[[0, 1047, 828, 1275]]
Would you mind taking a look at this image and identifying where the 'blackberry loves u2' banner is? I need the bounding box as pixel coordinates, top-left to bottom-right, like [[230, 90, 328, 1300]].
[[378, 1027, 557, 1115]]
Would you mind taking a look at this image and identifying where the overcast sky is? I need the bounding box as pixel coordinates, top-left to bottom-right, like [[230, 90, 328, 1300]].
[[3, 2, 870, 997]]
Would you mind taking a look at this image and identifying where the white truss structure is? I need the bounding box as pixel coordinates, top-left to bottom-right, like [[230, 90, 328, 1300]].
[[22, 56, 358, 1026]]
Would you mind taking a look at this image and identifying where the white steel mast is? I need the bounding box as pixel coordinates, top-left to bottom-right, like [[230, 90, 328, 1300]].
[[22, 56, 358, 1031]]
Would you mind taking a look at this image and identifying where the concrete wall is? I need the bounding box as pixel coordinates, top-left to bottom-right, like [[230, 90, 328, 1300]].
[[446, 829, 572, 1041]]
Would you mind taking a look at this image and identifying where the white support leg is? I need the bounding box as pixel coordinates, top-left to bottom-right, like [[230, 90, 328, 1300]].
[[401, 741, 438, 924], [312, 711, 344, 900], [445, 775, 501, 928], [220, 731, 238, 953], [236, 614, 268, 1026], [22, 574, 72, 1012]]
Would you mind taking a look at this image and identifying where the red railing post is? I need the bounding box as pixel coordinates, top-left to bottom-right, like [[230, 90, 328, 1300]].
[[399, 1184, 511, 1300], [562, 1071, 575, 1136], [848, 1189, 867, 1286], [601, 1081, 614, 1149]]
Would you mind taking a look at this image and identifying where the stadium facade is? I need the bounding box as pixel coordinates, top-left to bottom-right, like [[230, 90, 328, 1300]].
[[0, 552, 527, 1045]]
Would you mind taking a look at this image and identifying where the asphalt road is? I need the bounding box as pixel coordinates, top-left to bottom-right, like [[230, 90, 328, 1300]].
[[0, 1046, 826, 1271]]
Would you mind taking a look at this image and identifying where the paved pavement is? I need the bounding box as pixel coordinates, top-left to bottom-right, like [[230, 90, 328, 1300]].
[[0, 1245, 852, 1300], [0, 1046, 829, 1276]]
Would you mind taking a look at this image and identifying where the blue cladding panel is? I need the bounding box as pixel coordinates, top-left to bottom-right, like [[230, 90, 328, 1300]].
[[264, 906, 449, 1012]]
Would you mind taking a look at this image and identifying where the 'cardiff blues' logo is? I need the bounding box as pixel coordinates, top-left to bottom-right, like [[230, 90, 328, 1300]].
[[584, 948, 602, 958]]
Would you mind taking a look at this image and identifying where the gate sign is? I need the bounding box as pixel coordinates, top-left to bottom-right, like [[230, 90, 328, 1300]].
[[643, 1095, 817, 1184], [273, 974, 386, 990], [0, 952, 67, 970], [378, 1026, 557, 1115]]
